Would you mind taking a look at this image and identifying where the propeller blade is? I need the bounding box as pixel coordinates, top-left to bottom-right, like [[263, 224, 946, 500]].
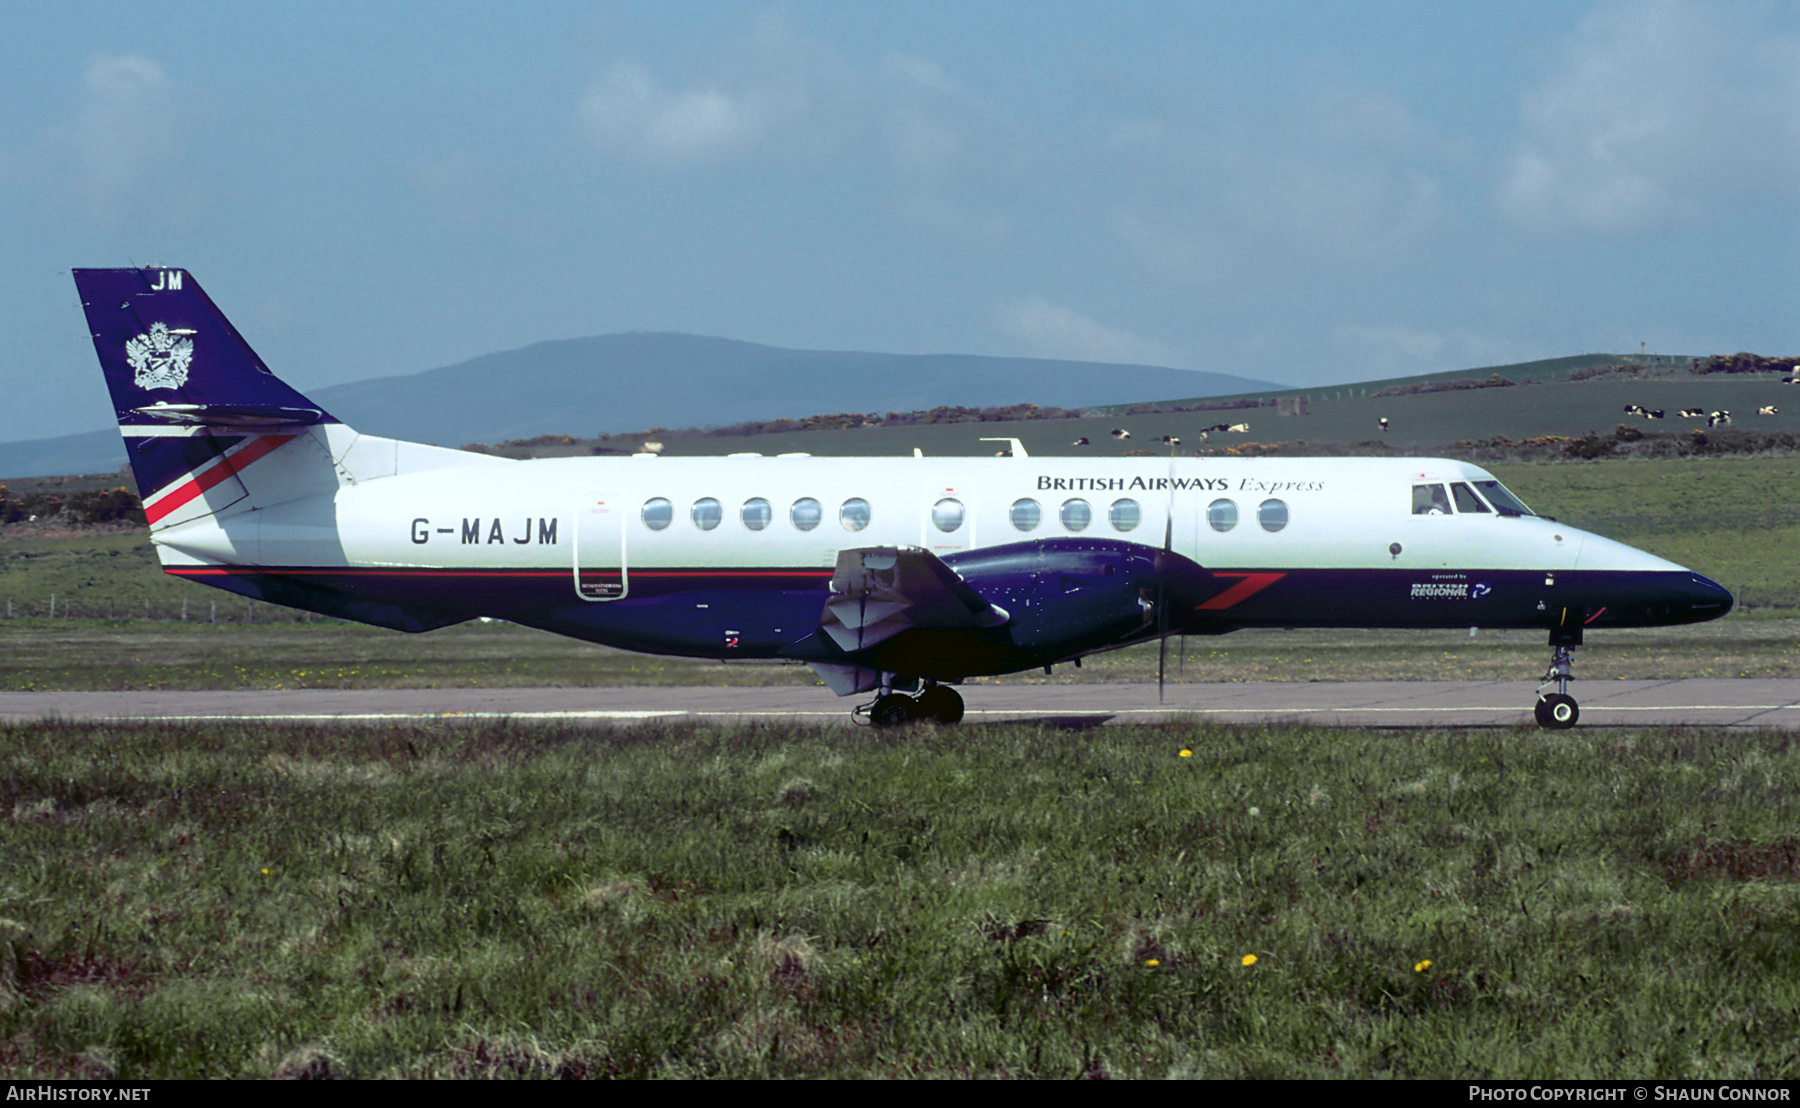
[[1157, 513, 1172, 703], [1158, 633, 1167, 703]]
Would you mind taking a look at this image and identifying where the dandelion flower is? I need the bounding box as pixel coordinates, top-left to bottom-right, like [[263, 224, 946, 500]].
[[1415, 959, 1432, 973], [1241, 953, 1257, 967], [1179, 749, 1192, 758], [1146, 959, 1160, 967]]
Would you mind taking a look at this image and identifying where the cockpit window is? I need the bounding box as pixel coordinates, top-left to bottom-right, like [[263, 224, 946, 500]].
[[1412, 483, 1451, 515], [1450, 483, 1490, 513], [1472, 480, 1533, 517]]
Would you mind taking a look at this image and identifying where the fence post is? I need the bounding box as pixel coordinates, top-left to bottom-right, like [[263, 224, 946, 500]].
[[210, 599, 216, 624]]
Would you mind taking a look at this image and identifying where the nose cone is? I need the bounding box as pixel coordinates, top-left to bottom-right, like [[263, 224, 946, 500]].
[[1682, 572, 1734, 622], [1581, 569, 1734, 628]]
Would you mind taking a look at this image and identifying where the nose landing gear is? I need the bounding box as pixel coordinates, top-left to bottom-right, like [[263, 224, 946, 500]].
[[1534, 623, 1582, 729]]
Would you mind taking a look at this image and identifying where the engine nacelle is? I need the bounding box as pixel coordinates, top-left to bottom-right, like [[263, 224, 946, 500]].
[[943, 537, 1212, 662]]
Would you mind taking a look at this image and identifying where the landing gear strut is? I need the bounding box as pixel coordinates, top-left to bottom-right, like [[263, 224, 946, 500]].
[[859, 678, 965, 727], [1534, 624, 1581, 729]]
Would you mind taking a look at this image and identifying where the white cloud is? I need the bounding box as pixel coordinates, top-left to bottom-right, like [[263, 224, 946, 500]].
[[70, 54, 189, 226], [574, 20, 1002, 197], [993, 296, 1179, 366], [1101, 87, 1454, 283], [1498, 0, 1800, 233], [578, 61, 790, 164]]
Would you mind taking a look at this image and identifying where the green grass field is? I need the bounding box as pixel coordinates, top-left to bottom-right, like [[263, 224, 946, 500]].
[[3, 717, 1796, 1078], [2, 612, 1798, 693]]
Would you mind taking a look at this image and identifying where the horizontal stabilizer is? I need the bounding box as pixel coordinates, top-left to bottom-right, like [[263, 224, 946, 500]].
[[129, 402, 327, 428]]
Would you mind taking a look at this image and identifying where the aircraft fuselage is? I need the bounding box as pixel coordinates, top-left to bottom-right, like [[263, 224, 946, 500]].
[[150, 446, 1731, 673]]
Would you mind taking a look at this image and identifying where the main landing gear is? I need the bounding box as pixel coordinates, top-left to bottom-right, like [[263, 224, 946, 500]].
[[859, 678, 965, 727], [1534, 624, 1582, 730]]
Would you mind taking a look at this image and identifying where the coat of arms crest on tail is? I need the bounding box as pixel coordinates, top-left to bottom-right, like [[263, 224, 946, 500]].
[[126, 322, 194, 390]]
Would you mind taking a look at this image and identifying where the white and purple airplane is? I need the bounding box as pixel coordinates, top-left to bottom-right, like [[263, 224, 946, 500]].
[[75, 267, 1732, 728]]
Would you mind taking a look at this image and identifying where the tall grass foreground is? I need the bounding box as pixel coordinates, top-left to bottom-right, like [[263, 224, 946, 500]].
[[2, 718, 1796, 1078]]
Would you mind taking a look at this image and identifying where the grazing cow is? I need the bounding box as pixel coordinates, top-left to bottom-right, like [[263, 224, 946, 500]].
[[1161, 435, 1181, 447], [1679, 408, 1704, 418], [1379, 417, 1390, 432], [1646, 410, 1665, 419], [1624, 404, 1647, 416], [1759, 405, 1778, 416], [1709, 410, 1732, 427], [1226, 422, 1250, 434], [1784, 377, 1800, 385], [1072, 437, 1090, 446], [1110, 428, 1131, 439]]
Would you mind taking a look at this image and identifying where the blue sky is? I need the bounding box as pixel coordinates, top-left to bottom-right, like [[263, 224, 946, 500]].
[[3, 0, 1795, 444]]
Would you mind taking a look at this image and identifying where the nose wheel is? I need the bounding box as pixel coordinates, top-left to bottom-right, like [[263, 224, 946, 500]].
[[1534, 640, 1580, 729], [1535, 692, 1579, 729]]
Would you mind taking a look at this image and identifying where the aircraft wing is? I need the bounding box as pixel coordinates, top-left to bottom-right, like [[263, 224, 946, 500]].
[[819, 546, 1011, 652], [809, 546, 1010, 695]]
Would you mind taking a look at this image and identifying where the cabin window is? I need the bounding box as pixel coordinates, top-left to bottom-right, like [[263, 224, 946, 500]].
[[741, 497, 772, 530], [1109, 498, 1142, 533], [1207, 498, 1238, 533], [932, 498, 965, 533], [1060, 498, 1092, 531], [1010, 498, 1041, 531], [641, 498, 673, 531], [691, 498, 722, 531], [1451, 483, 1490, 514], [840, 498, 872, 531], [791, 497, 822, 531], [1258, 499, 1289, 532]]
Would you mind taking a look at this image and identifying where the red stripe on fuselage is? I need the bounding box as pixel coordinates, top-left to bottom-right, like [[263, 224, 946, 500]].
[[1196, 571, 1286, 610], [165, 566, 835, 580], [143, 434, 296, 524]]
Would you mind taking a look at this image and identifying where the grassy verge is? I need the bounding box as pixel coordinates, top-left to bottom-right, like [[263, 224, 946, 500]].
[[3, 717, 1797, 1078], [2, 613, 1797, 692]]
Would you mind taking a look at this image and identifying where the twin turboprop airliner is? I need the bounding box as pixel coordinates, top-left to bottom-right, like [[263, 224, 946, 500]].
[[73, 267, 1733, 728]]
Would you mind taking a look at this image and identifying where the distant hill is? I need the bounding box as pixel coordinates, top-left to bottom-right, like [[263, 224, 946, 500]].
[[0, 333, 1280, 478]]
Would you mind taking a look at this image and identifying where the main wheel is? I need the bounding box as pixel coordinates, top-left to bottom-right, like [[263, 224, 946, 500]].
[[915, 685, 965, 724], [869, 694, 918, 728], [1534, 693, 1579, 730]]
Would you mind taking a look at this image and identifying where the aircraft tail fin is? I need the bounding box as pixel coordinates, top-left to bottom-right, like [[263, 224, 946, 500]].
[[73, 266, 345, 528]]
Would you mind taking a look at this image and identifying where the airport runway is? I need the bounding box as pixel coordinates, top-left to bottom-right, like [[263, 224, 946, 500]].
[[5, 680, 1800, 728]]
